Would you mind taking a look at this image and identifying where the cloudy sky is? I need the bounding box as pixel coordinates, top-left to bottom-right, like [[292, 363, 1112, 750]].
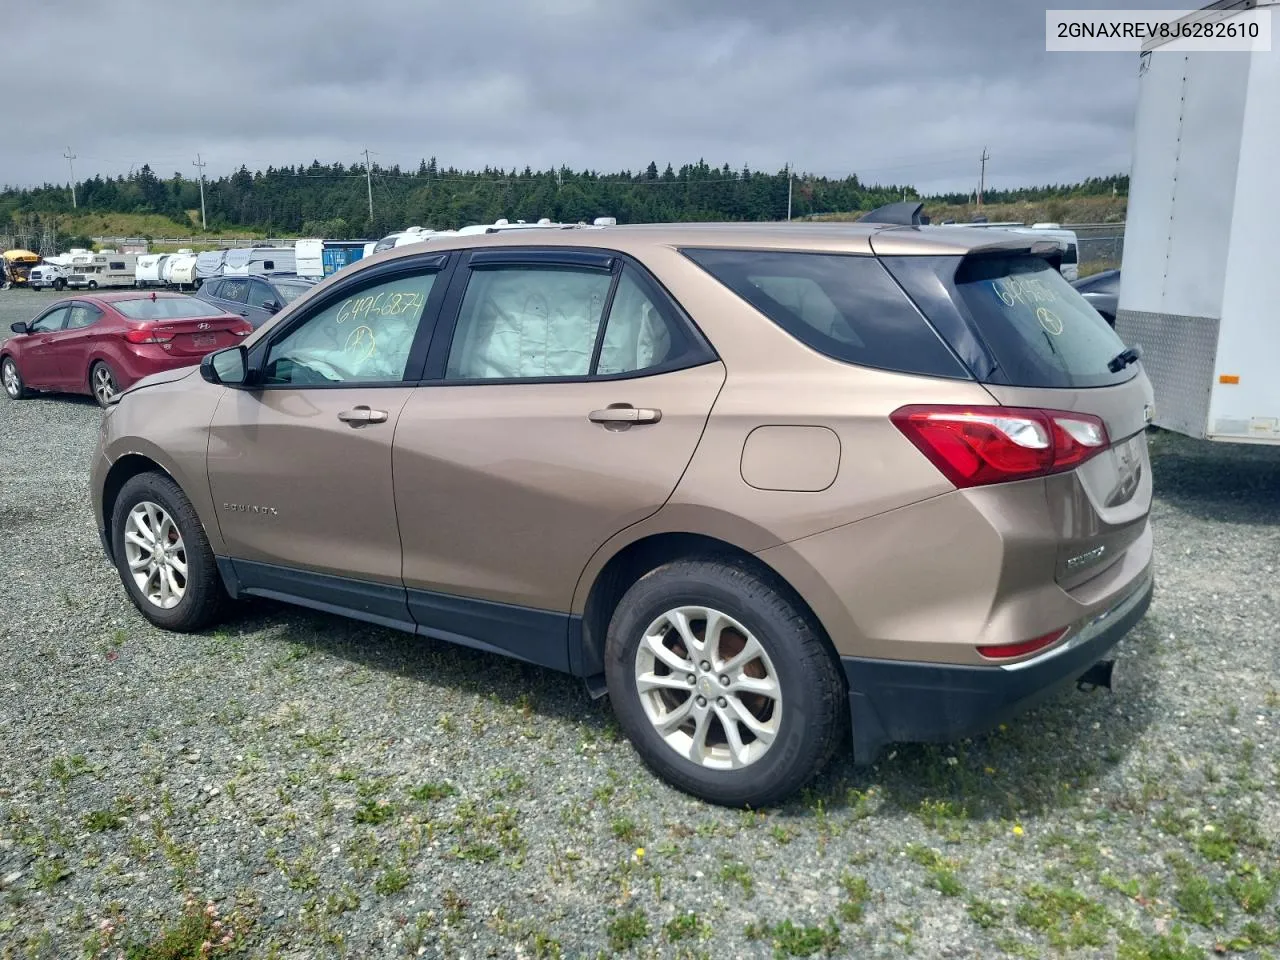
[[3, 0, 1168, 196]]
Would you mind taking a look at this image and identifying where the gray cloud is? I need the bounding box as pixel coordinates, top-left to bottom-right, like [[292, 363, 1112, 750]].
[[2, 0, 1162, 195]]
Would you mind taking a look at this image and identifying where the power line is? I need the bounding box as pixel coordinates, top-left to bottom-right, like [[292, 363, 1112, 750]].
[[978, 146, 990, 208]]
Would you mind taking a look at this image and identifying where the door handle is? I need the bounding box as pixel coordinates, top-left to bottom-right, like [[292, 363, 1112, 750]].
[[588, 405, 662, 425], [40, 337, 55, 344], [337, 405, 389, 426]]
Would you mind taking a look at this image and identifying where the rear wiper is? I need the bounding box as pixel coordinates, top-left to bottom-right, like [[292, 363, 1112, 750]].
[[1107, 344, 1142, 373]]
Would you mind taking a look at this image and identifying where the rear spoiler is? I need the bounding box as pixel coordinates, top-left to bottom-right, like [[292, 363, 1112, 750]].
[[858, 201, 931, 226]]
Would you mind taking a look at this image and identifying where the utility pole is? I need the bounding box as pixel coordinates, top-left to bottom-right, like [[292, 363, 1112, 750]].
[[786, 162, 793, 221], [192, 153, 208, 230], [978, 147, 990, 208], [364, 148, 374, 224], [64, 148, 77, 208]]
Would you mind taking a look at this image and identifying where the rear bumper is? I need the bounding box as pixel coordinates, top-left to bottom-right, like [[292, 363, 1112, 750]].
[[842, 567, 1153, 763]]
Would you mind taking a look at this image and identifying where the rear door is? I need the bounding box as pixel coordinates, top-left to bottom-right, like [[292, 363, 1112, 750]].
[[880, 250, 1154, 588], [54, 301, 106, 387], [392, 249, 724, 670], [22, 305, 71, 387], [211, 277, 251, 323], [244, 279, 279, 328]]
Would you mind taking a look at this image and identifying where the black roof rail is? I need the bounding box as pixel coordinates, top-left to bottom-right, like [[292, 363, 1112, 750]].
[[858, 201, 930, 226]]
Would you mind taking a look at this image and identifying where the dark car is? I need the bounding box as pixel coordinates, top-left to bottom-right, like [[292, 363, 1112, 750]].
[[196, 274, 318, 329], [2, 292, 251, 407], [1071, 269, 1119, 327]]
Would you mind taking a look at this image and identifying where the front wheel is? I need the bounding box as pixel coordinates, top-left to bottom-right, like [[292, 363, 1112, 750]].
[[53, 278, 66, 291], [87, 280, 98, 290], [2, 357, 30, 400], [90, 360, 118, 407], [111, 472, 228, 632], [604, 558, 847, 807]]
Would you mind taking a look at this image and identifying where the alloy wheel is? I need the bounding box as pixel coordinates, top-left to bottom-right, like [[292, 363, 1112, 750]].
[[2, 360, 19, 398], [93, 365, 116, 405], [634, 605, 782, 770], [123, 501, 188, 609]]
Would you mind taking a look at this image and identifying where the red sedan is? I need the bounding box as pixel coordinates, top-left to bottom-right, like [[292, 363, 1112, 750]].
[[2, 292, 251, 407]]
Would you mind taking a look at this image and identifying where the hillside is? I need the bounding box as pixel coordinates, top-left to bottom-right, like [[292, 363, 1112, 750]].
[[811, 194, 1127, 226]]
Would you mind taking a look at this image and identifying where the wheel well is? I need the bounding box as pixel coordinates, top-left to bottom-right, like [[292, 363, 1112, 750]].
[[101, 454, 175, 552], [578, 532, 836, 678]]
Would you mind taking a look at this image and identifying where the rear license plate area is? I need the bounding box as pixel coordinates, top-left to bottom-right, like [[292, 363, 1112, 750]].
[[192, 334, 217, 348]]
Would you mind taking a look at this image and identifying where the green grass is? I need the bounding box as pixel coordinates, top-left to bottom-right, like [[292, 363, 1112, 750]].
[[719, 861, 754, 897], [1015, 883, 1110, 949], [663, 912, 710, 942], [85, 808, 125, 832], [1226, 870, 1278, 915], [374, 865, 411, 896], [746, 918, 842, 957], [606, 908, 650, 953], [353, 798, 397, 826], [408, 781, 458, 803], [966, 898, 1005, 929], [611, 817, 641, 844], [838, 873, 870, 923]]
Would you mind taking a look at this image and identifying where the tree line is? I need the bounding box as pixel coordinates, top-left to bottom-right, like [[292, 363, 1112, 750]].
[[1, 159, 1127, 240]]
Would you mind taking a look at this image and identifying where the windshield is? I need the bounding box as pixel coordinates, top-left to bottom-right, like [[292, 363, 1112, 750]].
[[883, 254, 1135, 389], [272, 281, 313, 304], [115, 298, 227, 320]]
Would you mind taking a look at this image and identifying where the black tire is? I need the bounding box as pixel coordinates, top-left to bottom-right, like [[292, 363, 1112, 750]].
[[2, 356, 30, 400], [90, 360, 117, 408], [111, 472, 228, 632], [604, 558, 846, 808], [87, 280, 98, 290], [53, 278, 66, 291]]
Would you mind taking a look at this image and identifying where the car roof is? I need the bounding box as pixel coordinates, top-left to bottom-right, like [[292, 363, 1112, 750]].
[[363, 221, 1058, 264]]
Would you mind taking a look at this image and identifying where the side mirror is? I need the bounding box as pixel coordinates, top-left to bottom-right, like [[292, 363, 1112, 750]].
[[10, 321, 28, 335], [263, 299, 280, 313], [201, 345, 250, 386]]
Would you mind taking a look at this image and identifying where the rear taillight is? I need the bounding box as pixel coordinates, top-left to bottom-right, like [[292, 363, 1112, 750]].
[[977, 628, 1068, 660], [890, 405, 1109, 488], [123, 324, 173, 344]]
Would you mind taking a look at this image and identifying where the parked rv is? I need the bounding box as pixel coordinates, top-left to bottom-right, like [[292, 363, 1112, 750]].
[[222, 246, 296, 277], [134, 254, 170, 288], [194, 250, 226, 287], [295, 239, 369, 279], [67, 252, 139, 290], [163, 253, 199, 290]]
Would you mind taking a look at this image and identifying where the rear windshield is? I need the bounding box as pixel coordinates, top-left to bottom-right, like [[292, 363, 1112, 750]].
[[882, 254, 1134, 389], [114, 298, 223, 320], [681, 249, 968, 379], [272, 281, 313, 304]]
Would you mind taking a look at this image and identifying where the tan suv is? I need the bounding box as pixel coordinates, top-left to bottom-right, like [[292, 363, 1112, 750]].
[[90, 221, 1154, 807]]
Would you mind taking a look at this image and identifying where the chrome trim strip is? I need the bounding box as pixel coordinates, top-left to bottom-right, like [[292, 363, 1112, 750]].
[[998, 568, 1153, 673]]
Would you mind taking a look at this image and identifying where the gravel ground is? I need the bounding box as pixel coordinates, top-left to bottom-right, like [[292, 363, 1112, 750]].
[[2, 286, 1279, 959]]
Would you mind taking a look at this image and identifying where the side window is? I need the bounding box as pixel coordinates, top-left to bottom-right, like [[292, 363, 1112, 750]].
[[264, 272, 437, 386], [219, 279, 249, 304], [30, 307, 70, 333], [110, 261, 126, 271], [596, 267, 680, 375], [246, 281, 275, 309], [445, 266, 613, 380], [67, 304, 102, 330]]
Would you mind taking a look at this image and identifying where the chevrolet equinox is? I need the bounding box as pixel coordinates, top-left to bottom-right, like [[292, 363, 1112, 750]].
[[90, 221, 1154, 807]]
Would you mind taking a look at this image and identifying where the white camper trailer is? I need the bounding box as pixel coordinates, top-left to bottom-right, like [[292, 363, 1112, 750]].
[[195, 250, 226, 286], [135, 254, 170, 288], [1116, 0, 1279, 444], [295, 239, 324, 279], [164, 253, 199, 290], [222, 246, 296, 276]]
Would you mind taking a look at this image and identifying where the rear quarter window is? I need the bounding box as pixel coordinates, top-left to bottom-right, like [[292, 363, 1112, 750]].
[[681, 248, 968, 379]]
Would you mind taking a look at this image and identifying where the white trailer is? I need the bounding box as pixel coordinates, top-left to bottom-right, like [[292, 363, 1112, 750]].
[[1116, 0, 1279, 444], [295, 238, 324, 279], [135, 254, 170, 288], [164, 253, 199, 290], [222, 246, 296, 276]]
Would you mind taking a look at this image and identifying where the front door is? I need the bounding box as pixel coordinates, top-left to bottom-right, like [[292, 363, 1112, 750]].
[[22, 305, 71, 387], [207, 259, 450, 626], [244, 279, 279, 328], [393, 250, 725, 669]]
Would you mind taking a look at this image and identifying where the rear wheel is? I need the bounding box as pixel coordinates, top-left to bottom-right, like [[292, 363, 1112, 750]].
[[111, 472, 228, 632], [87, 280, 98, 290], [90, 360, 118, 407], [53, 278, 66, 291], [604, 558, 846, 807], [2, 357, 30, 400]]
